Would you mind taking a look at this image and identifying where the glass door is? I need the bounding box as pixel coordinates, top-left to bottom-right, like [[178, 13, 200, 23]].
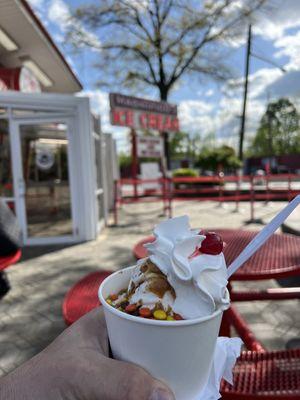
[[11, 118, 78, 245], [0, 117, 15, 211]]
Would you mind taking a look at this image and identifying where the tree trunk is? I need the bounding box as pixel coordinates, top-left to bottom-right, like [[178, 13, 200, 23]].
[[159, 86, 171, 170], [159, 87, 169, 101]]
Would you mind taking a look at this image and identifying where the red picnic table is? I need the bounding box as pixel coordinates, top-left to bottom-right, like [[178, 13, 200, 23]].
[[133, 229, 300, 350], [0, 250, 22, 271], [62, 229, 300, 398]]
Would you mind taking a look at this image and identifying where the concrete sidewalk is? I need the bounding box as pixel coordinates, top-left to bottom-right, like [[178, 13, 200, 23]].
[[0, 200, 299, 376]]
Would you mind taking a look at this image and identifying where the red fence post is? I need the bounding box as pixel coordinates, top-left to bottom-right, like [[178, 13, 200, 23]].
[[218, 172, 224, 206], [235, 173, 240, 212], [265, 174, 270, 204], [168, 177, 173, 218], [162, 177, 168, 217], [113, 180, 118, 226], [131, 129, 138, 199], [227, 305, 265, 352], [288, 173, 292, 202], [219, 309, 231, 337], [250, 175, 255, 221]]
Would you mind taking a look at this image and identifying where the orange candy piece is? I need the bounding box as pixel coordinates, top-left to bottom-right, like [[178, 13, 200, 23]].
[[174, 313, 184, 320], [139, 307, 152, 318], [125, 304, 137, 313], [110, 294, 118, 301]]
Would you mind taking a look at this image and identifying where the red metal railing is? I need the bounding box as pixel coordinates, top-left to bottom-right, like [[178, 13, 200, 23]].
[[113, 174, 300, 225]]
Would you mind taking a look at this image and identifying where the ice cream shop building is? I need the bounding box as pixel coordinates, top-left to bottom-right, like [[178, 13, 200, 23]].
[[0, 0, 116, 245]]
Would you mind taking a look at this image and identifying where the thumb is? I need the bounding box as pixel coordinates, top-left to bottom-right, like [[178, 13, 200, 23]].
[[89, 355, 175, 400]]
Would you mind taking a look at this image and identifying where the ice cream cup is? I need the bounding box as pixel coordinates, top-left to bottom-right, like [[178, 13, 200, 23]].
[[98, 266, 229, 400]]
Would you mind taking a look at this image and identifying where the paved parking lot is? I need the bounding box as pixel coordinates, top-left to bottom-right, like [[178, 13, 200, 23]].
[[0, 200, 299, 377]]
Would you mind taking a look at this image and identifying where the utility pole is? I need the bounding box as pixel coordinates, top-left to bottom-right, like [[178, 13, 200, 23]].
[[238, 24, 252, 161], [266, 91, 273, 156]]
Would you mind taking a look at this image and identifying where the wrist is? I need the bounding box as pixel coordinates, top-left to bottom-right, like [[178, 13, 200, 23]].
[[0, 369, 26, 399], [0, 353, 49, 400]]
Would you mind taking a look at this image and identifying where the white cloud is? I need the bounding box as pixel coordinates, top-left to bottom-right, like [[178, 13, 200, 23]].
[[223, 1, 300, 47], [205, 89, 214, 97], [178, 100, 216, 136], [48, 0, 69, 27], [254, 0, 300, 41], [226, 68, 282, 99], [202, 67, 283, 148], [48, 0, 101, 48], [274, 31, 300, 70], [264, 70, 300, 99]]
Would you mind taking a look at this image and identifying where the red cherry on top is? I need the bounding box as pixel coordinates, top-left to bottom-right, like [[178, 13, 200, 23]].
[[199, 230, 223, 255]]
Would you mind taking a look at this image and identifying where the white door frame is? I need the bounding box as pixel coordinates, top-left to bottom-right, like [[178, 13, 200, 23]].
[[10, 116, 79, 245], [0, 91, 100, 245]]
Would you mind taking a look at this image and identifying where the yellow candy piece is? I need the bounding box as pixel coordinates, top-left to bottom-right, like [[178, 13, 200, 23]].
[[106, 299, 112, 305], [153, 310, 167, 320], [167, 316, 174, 321]]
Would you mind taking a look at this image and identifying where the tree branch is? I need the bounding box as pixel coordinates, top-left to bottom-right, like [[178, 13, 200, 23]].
[[102, 43, 158, 85], [168, 0, 266, 87]]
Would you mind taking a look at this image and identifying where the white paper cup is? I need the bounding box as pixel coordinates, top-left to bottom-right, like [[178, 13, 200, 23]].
[[99, 266, 229, 400]]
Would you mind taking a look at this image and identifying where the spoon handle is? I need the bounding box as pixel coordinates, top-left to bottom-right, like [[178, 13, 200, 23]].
[[227, 195, 300, 278]]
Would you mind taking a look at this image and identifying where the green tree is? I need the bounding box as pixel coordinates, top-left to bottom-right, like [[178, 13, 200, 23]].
[[68, 0, 265, 101], [195, 145, 242, 172], [118, 151, 132, 169], [169, 131, 189, 159], [250, 98, 300, 156]]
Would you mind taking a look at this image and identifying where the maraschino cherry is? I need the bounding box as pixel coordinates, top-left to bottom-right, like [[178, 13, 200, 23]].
[[198, 230, 223, 255]]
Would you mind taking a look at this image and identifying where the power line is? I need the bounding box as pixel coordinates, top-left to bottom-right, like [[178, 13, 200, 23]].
[[250, 51, 286, 73]]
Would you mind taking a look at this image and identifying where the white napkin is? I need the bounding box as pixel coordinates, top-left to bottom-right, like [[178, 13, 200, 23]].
[[198, 337, 243, 400]]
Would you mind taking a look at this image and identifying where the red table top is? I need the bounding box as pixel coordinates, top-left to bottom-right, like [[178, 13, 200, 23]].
[[133, 229, 300, 280], [0, 250, 22, 272], [62, 270, 112, 326]]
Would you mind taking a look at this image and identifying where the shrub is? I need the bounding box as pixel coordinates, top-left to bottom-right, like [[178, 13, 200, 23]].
[[172, 168, 198, 177], [195, 146, 242, 172]]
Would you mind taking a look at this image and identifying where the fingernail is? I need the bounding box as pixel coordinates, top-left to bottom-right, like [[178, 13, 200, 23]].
[[149, 387, 174, 400]]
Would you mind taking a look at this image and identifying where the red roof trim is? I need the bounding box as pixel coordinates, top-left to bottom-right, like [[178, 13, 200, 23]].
[[19, 0, 83, 90]]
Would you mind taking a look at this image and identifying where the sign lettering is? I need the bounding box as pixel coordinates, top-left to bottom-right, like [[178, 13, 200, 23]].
[[137, 136, 164, 158], [110, 93, 179, 132]]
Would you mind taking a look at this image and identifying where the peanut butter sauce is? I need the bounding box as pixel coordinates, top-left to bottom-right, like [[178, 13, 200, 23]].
[[131, 259, 176, 300]]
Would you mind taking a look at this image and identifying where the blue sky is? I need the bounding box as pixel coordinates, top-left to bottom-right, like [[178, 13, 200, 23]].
[[28, 0, 300, 152]]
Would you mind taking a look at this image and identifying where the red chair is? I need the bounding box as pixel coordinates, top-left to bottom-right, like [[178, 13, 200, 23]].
[[221, 348, 300, 399], [0, 249, 22, 271], [62, 270, 112, 326]]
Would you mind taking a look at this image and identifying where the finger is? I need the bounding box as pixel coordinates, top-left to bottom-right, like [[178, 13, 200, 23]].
[[60, 307, 109, 354], [84, 355, 175, 400]]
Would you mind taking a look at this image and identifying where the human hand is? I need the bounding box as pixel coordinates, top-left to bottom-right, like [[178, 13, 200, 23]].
[[0, 307, 175, 400]]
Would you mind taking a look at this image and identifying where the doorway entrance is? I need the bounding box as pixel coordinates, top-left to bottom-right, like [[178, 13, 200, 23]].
[[11, 118, 77, 244], [0, 92, 102, 245]]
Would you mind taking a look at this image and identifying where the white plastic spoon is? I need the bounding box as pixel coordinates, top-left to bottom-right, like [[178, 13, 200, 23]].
[[227, 195, 300, 278]]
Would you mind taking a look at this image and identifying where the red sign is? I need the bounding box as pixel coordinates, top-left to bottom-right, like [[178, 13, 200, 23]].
[[0, 67, 41, 92], [110, 93, 179, 132]]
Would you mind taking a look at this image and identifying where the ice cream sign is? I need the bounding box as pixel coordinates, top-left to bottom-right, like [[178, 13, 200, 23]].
[[109, 93, 179, 132]]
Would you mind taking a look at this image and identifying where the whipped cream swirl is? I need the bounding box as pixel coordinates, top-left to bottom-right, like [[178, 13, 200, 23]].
[[143, 216, 230, 319]]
